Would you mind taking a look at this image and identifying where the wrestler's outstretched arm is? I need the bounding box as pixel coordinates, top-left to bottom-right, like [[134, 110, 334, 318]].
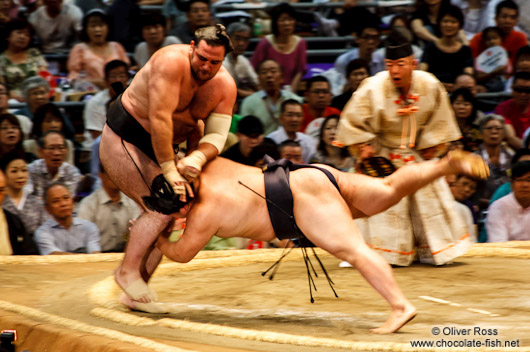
[[156, 202, 218, 263], [333, 151, 488, 218]]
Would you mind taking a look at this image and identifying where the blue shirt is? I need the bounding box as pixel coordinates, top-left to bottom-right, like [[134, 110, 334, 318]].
[[35, 217, 101, 255], [267, 127, 317, 163]]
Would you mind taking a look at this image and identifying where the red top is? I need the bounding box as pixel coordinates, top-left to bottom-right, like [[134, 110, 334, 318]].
[[301, 104, 341, 133], [470, 30, 528, 65], [495, 98, 530, 138]]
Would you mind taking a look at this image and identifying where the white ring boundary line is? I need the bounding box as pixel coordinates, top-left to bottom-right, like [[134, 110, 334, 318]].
[[0, 300, 195, 352], [418, 296, 500, 317], [0, 248, 274, 265]]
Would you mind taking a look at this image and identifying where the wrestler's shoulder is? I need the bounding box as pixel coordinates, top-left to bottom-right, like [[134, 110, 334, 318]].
[[210, 67, 237, 91], [151, 44, 191, 63]]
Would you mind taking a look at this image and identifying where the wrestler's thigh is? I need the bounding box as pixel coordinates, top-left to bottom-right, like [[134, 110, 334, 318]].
[[100, 125, 161, 206], [291, 172, 369, 258]]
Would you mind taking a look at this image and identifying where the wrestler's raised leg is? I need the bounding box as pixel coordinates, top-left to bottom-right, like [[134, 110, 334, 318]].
[[100, 125, 175, 303], [291, 170, 416, 333], [333, 150, 488, 218]]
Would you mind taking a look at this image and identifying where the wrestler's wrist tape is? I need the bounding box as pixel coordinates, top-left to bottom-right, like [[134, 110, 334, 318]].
[[198, 112, 232, 153], [181, 150, 207, 172], [160, 161, 187, 194]]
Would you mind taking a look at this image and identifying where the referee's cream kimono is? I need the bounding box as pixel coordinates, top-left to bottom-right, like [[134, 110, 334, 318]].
[[336, 70, 471, 266]]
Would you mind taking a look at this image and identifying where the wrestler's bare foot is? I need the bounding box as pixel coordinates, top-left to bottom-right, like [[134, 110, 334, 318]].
[[446, 150, 490, 179], [370, 303, 417, 334], [119, 293, 169, 314], [114, 266, 157, 304]]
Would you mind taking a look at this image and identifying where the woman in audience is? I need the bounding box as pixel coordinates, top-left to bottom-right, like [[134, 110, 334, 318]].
[[0, 82, 32, 138], [23, 103, 75, 164], [419, 5, 473, 92], [0, 19, 47, 101], [450, 88, 482, 152], [311, 115, 354, 171], [67, 9, 130, 90], [1, 151, 47, 236], [0, 113, 24, 159], [411, 0, 449, 44], [473, 113, 513, 210], [250, 3, 307, 92]]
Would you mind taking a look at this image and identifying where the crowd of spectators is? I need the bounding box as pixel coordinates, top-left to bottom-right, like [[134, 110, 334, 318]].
[[1, 0, 529, 256]]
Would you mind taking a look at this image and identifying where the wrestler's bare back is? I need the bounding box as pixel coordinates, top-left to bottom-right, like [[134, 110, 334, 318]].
[[121, 44, 235, 144], [187, 159, 377, 242]]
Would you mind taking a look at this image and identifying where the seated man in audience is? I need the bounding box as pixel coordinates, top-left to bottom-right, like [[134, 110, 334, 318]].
[[78, 163, 140, 252], [469, 0, 528, 67], [301, 76, 341, 132], [172, 0, 213, 43], [495, 71, 530, 149], [278, 139, 304, 164], [240, 59, 303, 135], [223, 22, 258, 99], [35, 182, 101, 254], [133, 13, 182, 70], [486, 160, 530, 242], [334, 21, 385, 81], [267, 99, 316, 163], [25, 131, 81, 199], [0, 170, 39, 255], [221, 115, 273, 166], [28, 0, 83, 53], [331, 59, 370, 111]]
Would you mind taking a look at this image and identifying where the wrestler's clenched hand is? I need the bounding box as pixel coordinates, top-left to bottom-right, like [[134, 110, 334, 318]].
[[161, 160, 194, 201], [178, 150, 207, 181]]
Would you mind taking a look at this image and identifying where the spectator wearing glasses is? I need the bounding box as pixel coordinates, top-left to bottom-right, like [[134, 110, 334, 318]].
[[301, 76, 341, 133], [334, 21, 384, 83], [473, 114, 513, 210], [486, 160, 530, 242], [24, 130, 81, 199], [494, 71, 530, 149]]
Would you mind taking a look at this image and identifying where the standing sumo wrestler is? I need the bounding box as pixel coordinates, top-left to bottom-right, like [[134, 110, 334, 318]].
[[99, 24, 237, 304]]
